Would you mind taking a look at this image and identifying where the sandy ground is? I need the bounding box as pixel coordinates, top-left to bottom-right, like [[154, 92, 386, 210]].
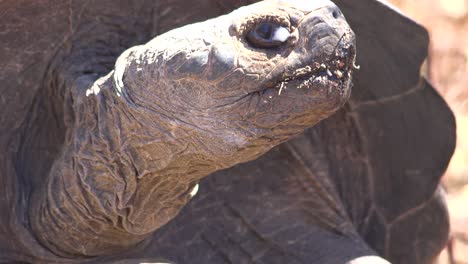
[[388, 0, 468, 263]]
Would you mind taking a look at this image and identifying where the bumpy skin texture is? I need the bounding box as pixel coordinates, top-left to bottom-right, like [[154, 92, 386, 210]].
[[0, 0, 455, 263], [29, 0, 357, 257]]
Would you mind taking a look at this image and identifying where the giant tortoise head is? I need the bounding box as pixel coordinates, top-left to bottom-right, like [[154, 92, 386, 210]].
[[0, 0, 455, 263]]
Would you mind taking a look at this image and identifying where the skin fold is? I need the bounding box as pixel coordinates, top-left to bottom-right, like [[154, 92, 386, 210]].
[[29, 0, 357, 258]]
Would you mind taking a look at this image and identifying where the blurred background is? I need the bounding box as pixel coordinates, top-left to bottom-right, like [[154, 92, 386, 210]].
[[387, 0, 468, 263]]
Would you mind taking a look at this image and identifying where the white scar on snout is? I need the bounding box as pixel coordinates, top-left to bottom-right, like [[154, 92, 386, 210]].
[[190, 184, 199, 197], [272, 27, 290, 42]]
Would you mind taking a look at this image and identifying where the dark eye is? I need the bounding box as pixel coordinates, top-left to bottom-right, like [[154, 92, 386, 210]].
[[256, 23, 274, 39], [246, 23, 290, 49]]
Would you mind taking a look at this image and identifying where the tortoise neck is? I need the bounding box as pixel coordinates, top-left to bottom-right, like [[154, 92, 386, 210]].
[[29, 73, 205, 257]]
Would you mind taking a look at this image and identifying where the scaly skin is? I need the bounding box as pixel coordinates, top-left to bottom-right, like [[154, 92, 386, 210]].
[[29, 0, 357, 257]]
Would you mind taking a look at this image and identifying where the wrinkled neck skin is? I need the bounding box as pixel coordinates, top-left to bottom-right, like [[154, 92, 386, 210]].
[[30, 0, 356, 258]]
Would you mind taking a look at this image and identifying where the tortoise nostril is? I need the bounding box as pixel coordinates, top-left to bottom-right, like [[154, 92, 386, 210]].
[[332, 10, 340, 19]]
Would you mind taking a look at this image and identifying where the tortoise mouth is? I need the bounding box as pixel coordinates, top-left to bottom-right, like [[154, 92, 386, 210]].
[[273, 42, 356, 95]]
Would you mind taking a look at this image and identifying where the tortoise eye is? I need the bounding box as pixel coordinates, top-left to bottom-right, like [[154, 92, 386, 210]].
[[246, 23, 290, 49], [256, 23, 274, 39]]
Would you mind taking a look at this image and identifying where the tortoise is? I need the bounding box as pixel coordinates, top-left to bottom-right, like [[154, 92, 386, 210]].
[[0, 0, 455, 263]]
